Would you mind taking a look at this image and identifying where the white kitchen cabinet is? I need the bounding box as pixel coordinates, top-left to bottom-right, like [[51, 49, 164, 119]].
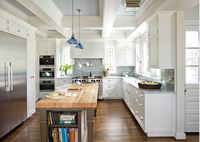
[[116, 41, 135, 66], [55, 78, 72, 87], [122, 78, 175, 137], [9, 21, 27, 38], [103, 77, 122, 99], [27, 34, 36, 118], [38, 39, 56, 55], [148, 11, 176, 69], [0, 15, 8, 32], [70, 41, 104, 58]]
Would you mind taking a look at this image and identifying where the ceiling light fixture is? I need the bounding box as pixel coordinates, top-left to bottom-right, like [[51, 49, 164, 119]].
[[75, 8, 84, 49], [67, 0, 78, 44]]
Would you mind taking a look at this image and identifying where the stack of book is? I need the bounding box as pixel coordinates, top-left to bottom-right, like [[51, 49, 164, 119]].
[[48, 112, 77, 125], [59, 113, 77, 124], [49, 128, 78, 142]]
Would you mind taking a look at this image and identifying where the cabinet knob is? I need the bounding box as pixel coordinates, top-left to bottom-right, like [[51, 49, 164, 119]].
[[140, 116, 143, 120], [136, 111, 139, 114]]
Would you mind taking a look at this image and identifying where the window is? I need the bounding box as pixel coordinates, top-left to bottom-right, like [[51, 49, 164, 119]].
[[135, 38, 142, 75], [58, 44, 73, 75], [185, 29, 200, 84], [134, 33, 161, 79], [104, 41, 116, 74]]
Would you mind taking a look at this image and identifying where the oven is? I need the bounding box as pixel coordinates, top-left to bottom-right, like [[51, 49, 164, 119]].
[[40, 80, 55, 91], [40, 68, 54, 79], [39, 55, 54, 66]]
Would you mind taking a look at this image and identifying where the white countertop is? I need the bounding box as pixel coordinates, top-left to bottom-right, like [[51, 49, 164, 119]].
[[122, 77, 175, 94], [103, 76, 122, 79]]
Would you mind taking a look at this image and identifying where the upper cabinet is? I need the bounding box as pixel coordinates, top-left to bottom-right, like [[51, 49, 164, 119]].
[[38, 39, 56, 55], [116, 41, 135, 66], [70, 41, 104, 58], [148, 11, 176, 69]]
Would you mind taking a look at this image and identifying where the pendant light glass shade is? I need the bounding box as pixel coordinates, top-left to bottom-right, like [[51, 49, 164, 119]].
[[75, 42, 84, 49], [67, 34, 78, 44], [67, 0, 78, 44]]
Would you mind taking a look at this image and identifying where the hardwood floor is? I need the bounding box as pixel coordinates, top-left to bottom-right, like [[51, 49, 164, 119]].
[[1, 100, 199, 142]]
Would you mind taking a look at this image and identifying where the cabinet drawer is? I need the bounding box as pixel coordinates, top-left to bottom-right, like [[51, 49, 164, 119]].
[[135, 105, 145, 128], [103, 84, 115, 91], [135, 98, 144, 110], [103, 91, 115, 97], [103, 79, 116, 84], [9, 21, 27, 37]]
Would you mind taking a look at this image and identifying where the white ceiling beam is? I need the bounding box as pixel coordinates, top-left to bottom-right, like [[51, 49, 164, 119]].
[[16, 0, 66, 37], [102, 0, 121, 38], [62, 16, 102, 29]]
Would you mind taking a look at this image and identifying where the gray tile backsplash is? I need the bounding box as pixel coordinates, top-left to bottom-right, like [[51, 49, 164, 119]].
[[114, 66, 135, 76], [73, 59, 104, 76]]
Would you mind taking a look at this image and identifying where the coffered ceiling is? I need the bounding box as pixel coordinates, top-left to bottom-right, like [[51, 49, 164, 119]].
[[53, 0, 100, 16], [0, 0, 144, 39]]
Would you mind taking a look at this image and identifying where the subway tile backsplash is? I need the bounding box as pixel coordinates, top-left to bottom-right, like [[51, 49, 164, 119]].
[[73, 59, 104, 76]]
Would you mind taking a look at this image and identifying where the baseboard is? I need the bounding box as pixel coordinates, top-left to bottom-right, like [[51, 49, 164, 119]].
[[27, 109, 36, 118], [175, 132, 186, 140]]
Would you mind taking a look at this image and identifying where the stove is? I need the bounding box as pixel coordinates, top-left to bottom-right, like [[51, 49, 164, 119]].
[[72, 76, 103, 100]]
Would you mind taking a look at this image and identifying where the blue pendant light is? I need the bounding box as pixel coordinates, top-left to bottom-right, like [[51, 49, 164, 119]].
[[75, 9, 84, 49], [67, 0, 78, 44], [75, 42, 84, 49]]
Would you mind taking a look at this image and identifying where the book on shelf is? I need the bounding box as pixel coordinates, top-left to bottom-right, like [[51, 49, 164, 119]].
[[48, 112, 77, 125], [48, 128, 78, 142]]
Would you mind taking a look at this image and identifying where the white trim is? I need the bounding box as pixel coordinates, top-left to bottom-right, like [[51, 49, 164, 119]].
[[175, 132, 186, 140]]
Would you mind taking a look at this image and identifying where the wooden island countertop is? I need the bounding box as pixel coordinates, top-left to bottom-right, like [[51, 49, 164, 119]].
[[36, 83, 98, 109]]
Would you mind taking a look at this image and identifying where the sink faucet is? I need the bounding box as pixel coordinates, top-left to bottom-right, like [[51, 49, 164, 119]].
[[89, 72, 92, 77]]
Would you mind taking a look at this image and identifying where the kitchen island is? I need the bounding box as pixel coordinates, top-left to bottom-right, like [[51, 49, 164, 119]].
[[36, 83, 98, 142]]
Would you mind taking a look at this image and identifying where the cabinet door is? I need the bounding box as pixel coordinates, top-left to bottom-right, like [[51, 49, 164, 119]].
[[92, 42, 104, 58], [0, 15, 8, 31], [27, 38, 36, 118], [117, 47, 135, 66], [38, 40, 56, 55], [9, 21, 27, 38]]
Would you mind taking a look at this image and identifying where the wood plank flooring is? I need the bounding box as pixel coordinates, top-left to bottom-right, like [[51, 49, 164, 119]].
[[1, 100, 199, 142]]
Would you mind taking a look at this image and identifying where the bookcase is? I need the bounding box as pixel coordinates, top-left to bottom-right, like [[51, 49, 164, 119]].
[[47, 111, 81, 142]]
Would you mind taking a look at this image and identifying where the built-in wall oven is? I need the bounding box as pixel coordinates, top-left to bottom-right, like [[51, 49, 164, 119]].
[[39, 55, 54, 66], [39, 55, 55, 92], [40, 80, 55, 91], [40, 68, 54, 78]]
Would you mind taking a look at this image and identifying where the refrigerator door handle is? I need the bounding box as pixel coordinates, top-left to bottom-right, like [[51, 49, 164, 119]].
[[5, 62, 11, 92], [10, 62, 13, 91]]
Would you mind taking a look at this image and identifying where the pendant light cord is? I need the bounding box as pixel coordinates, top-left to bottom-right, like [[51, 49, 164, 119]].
[[78, 9, 81, 43], [72, 0, 74, 35]]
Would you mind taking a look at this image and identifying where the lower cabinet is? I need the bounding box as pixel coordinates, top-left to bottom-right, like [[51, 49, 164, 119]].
[[103, 78, 122, 99], [122, 79, 175, 137]]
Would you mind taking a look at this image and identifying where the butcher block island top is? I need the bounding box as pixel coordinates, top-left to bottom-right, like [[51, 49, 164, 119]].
[[36, 83, 99, 109]]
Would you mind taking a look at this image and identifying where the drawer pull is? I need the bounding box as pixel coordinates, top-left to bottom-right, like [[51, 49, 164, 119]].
[[140, 104, 143, 107], [136, 111, 139, 114], [140, 116, 143, 120]]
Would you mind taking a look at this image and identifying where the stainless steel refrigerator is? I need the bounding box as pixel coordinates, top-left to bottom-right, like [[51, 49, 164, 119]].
[[0, 31, 27, 139]]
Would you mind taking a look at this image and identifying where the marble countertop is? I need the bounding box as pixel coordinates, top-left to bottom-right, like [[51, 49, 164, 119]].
[[122, 77, 175, 94]]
